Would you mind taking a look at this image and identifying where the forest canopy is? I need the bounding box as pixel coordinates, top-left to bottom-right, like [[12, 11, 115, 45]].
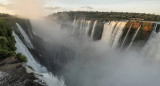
[[51, 11, 160, 21]]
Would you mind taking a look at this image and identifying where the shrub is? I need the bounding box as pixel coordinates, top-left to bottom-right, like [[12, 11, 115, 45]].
[[16, 53, 27, 62], [0, 50, 16, 60]]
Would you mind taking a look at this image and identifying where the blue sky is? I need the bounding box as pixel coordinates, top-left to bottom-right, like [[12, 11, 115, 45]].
[[0, 0, 160, 15]]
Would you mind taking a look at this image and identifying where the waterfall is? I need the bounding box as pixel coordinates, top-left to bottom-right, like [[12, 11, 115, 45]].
[[127, 24, 142, 49], [71, 19, 92, 37], [148, 23, 157, 40], [85, 20, 92, 36], [79, 20, 86, 36], [13, 31, 66, 86], [13, 31, 46, 72], [143, 32, 160, 60], [121, 23, 134, 47], [101, 22, 110, 40], [91, 20, 98, 39], [16, 23, 34, 49], [112, 22, 127, 48], [73, 19, 77, 25], [101, 21, 126, 48], [101, 21, 118, 45]]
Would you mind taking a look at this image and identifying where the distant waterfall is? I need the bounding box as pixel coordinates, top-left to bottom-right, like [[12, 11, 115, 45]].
[[101, 21, 118, 42], [101, 21, 126, 47], [71, 19, 92, 36], [91, 20, 98, 39], [128, 24, 142, 49], [16, 23, 34, 49], [121, 23, 134, 47], [85, 20, 92, 36], [148, 23, 157, 40], [64, 19, 157, 48], [112, 22, 127, 48], [143, 32, 160, 60]]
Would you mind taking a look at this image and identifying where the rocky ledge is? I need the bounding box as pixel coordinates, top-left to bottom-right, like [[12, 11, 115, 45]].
[[0, 57, 44, 86]]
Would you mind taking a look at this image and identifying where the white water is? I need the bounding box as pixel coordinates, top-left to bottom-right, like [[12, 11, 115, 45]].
[[121, 23, 133, 47], [101, 22, 110, 40], [91, 20, 98, 39], [16, 23, 34, 49], [143, 32, 160, 60], [101, 21, 126, 48], [13, 31, 46, 72], [13, 31, 66, 86], [101, 21, 117, 42], [85, 20, 92, 36], [72, 19, 92, 37], [148, 23, 157, 40], [112, 22, 127, 48], [128, 24, 142, 49]]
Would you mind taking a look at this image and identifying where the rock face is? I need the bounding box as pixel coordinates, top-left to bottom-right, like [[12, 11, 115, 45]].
[[0, 57, 44, 86]]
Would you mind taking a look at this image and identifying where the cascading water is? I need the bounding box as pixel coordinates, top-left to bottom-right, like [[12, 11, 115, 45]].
[[91, 20, 97, 39], [101, 21, 118, 45], [143, 31, 160, 60], [101, 21, 126, 48], [127, 24, 142, 49], [121, 23, 134, 47], [13, 31, 46, 72], [148, 23, 157, 40], [85, 20, 92, 36], [71, 19, 92, 37], [12, 31, 66, 86], [101, 22, 110, 40], [79, 20, 86, 36], [112, 22, 127, 48], [16, 23, 34, 49]]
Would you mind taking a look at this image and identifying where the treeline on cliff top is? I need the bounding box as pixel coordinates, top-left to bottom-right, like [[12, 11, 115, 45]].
[[51, 11, 160, 21], [0, 15, 27, 62]]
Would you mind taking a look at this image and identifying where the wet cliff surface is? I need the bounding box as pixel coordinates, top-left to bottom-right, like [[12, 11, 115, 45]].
[[0, 57, 44, 86]]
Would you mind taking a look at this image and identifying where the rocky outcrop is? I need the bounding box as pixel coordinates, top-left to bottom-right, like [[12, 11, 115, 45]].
[[0, 57, 44, 86]]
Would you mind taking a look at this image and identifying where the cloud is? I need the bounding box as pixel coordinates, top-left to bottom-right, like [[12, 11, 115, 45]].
[[45, 6, 61, 10], [80, 6, 93, 9], [0, 3, 13, 10], [0, 4, 15, 14], [0, 4, 9, 8], [72, 6, 93, 11]]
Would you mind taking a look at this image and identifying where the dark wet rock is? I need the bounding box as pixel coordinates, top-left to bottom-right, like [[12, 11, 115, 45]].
[[0, 57, 44, 86]]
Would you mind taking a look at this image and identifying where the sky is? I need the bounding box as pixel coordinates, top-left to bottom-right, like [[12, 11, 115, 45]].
[[0, 0, 160, 15]]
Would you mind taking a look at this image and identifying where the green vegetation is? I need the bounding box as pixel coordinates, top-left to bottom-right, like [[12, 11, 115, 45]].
[[0, 15, 27, 62], [0, 13, 10, 17], [0, 50, 16, 60], [0, 17, 16, 51], [52, 11, 160, 21], [16, 53, 27, 62]]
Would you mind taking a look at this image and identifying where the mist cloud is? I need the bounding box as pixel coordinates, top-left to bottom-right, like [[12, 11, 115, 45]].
[[10, 0, 46, 18]]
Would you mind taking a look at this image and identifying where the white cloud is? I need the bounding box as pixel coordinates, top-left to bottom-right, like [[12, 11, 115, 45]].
[[80, 6, 93, 9], [45, 6, 61, 10]]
